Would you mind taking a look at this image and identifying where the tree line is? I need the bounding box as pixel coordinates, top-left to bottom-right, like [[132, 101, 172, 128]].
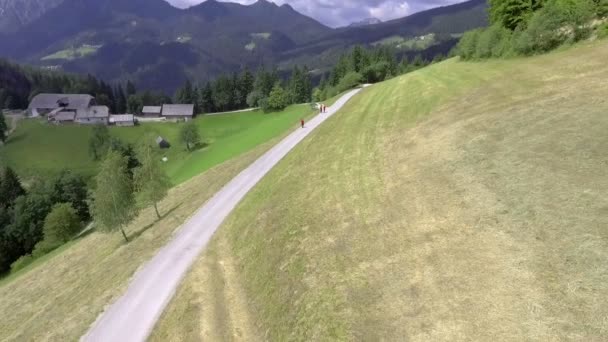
[[0, 123, 177, 274], [172, 65, 313, 115], [456, 0, 608, 60], [314, 45, 438, 101]]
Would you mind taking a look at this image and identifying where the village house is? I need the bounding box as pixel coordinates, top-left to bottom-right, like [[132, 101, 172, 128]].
[[75, 106, 110, 125], [141, 106, 162, 117], [28, 93, 95, 118], [110, 114, 135, 127], [28, 93, 110, 125], [161, 104, 194, 121]]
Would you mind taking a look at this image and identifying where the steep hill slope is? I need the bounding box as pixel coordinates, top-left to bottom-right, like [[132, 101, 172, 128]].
[[153, 42, 608, 340]]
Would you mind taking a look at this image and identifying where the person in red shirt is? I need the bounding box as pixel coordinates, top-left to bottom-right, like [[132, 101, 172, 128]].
[[301, 119, 305, 128]]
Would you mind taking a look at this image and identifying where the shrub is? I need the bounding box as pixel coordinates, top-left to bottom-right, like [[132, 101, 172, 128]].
[[10, 254, 34, 273], [337, 72, 363, 93], [362, 62, 390, 83], [598, 22, 608, 38], [246, 90, 263, 108], [596, 0, 608, 17], [42, 203, 82, 245], [457, 29, 482, 60], [475, 25, 510, 58], [262, 84, 289, 113], [312, 88, 323, 102]]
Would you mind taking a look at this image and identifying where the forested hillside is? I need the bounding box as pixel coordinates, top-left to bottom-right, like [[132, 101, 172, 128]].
[[0, 0, 488, 92]]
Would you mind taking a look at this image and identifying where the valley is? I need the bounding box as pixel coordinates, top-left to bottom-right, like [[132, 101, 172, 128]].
[[0, 0, 487, 92]]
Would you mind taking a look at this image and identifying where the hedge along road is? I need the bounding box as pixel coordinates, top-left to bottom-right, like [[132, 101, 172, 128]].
[[82, 87, 367, 342]]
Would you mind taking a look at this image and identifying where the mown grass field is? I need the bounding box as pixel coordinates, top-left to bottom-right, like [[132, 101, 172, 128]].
[[153, 42, 608, 341], [0, 104, 313, 184], [0, 137, 285, 341]]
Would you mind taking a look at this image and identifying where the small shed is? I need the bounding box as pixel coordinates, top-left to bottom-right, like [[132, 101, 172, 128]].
[[162, 104, 194, 121], [156, 136, 170, 149], [142, 106, 162, 117], [110, 114, 135, 126]]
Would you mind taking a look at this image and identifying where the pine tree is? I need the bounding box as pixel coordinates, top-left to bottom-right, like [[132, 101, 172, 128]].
[[0, 111, 7, 143], [91, 151, 137, 242], [240, 67, 255, 106], [115, 85, 127, 114], [126, 80, 137, 97], [0, 167, 25, 209], [200, 82, 214, 113]]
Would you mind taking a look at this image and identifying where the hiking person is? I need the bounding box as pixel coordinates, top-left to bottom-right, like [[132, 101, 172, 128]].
[[301, 119, 305, 128]]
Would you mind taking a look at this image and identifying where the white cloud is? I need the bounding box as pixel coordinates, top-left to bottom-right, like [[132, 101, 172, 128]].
[[165, 0, 466, 27]]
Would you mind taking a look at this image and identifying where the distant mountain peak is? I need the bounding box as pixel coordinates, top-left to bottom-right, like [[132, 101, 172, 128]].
[[348, 17, 382, 27], [252, 0, 277, 8]]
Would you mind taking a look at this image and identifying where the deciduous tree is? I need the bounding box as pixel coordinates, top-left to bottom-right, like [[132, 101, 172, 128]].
[[91, 151, 137, 242], [134, 143, 171, 219], [179, 121, 202, 151], [42, 203, 81, 245], [89, 124, 110, 160]]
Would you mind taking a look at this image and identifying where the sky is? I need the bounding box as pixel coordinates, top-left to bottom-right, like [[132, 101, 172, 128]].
[[166, 0, 468, 28]]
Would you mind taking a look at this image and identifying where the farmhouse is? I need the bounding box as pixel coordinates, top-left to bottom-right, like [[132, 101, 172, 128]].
[[75, 106, 110, 125], [142, 106, 162, 117], [162, 104, 194, 121], [28, 93, 95, 117], [110, 114, 135, 127]]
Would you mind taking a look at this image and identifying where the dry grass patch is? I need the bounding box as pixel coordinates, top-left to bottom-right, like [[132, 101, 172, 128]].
[[155, 42, 608, 341]]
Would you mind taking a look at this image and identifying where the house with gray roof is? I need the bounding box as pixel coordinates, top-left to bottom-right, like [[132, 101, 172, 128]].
[[142, 106, 162, 117], [75, 106, 110, 125], [28, 93, 95, 117], [110, 114, 135, 127], [162, 104, 194, 121]]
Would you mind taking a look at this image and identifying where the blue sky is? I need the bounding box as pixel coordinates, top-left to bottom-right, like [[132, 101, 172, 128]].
[[166, 0, 468, 27]]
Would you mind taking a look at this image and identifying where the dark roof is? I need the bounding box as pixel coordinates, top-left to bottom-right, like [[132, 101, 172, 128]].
[[162, 104, 194, 117], [142, 106, 162, 114], [76, 106, 109, 119], [29, 93, 94, 110]]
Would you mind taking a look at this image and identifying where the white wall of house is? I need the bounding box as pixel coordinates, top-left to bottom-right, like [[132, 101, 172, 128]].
[[75, 117, 109, 125]]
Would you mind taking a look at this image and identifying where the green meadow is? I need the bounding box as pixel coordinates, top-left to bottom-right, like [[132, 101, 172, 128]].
[[0, 104, 314, 184]]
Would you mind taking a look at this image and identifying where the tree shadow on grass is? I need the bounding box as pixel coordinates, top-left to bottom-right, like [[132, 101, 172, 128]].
[[186, 142, 209, 153], [127, 203, 183, 243], [6, 132, 26, 144]]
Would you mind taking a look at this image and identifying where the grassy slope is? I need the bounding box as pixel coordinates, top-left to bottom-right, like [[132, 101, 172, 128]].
[[0, 138, 282, 341], [0, 104, 312, 184], [153, 42, 608, 341]]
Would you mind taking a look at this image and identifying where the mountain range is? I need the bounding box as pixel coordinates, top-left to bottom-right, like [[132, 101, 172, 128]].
[[0, 0, 488, 92], [348, 18, 383, 27]]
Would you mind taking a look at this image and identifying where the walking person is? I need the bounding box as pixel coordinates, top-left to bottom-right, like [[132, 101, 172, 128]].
[[301, 119, 305, 128]]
